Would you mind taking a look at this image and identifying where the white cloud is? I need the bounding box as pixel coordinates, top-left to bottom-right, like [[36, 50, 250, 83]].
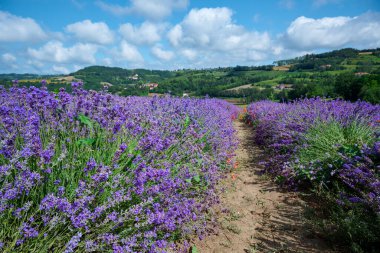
[[102, 58, 113, 66], [167, 7, 272, 66], [180, 48, 197, 60], [2, 53, 16, 63], [151, 45, 174, 61], [284, 12, 380, 50], [66, 20, 114, 44], [119, 22, 165, 45], [167, 24, 183, 47], [118, 41, 144, 63], [96, 1, 129, 16], [0, 11, 47, 42], [27, 41, 98, 64], [97, 0, 188, 20], [1, 53, 17, 70], [52, 65, 70, 74], [168, 8, 271, 51], [26, 59, 44, 68]]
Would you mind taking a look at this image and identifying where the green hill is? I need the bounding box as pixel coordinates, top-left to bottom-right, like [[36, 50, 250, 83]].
[[1, 48, 379, 103]]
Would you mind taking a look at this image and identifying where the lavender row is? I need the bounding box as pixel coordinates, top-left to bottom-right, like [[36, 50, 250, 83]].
[[0, 83, 239, 252], [247, 98, 380, 212]]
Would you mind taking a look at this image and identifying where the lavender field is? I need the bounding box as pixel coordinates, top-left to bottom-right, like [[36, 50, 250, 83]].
[[1, 80, 380, 253], [0, 82, 239, 252], [246, 98, 380, 252]]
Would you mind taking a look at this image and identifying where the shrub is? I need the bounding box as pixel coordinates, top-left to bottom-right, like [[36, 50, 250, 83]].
[[295, 120, 377, 184], [247, 98, 380, 252], [0, 84, 239, 252]]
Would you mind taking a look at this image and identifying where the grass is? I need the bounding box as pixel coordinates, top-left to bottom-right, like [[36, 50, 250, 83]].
[[305, 188, 380, 253], [295, 119, 379, 252], [0, 87, 240, 252], [0, 115, 142, 252], [247, 98, 380, 253], [295, 119, 377, 183]]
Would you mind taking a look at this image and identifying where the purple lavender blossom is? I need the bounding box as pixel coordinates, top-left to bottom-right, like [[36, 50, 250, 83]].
[[41, 79, 47, 86], [12, 79, 19, 86], [0, 85, 240, 252], [247, 98, 380, 211], [64, 232, 82, 253]]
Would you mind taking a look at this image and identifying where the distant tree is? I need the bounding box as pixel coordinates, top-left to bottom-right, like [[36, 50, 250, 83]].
[[361, 85, 380, 104], [359, 75, 380, 104], [334, 73, 363, 101], [288, 83, 309, 100]]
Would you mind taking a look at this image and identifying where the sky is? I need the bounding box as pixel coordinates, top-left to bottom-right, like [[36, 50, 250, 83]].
[[0, 0, 379, 74]]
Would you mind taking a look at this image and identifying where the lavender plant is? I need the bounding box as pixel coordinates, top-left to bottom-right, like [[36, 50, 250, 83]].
[[247, 98, 380, 252], [0, 83, 239, 252]]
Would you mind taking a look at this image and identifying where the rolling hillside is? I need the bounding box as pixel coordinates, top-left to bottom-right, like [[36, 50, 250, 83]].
[[1, 48, 379, 103]]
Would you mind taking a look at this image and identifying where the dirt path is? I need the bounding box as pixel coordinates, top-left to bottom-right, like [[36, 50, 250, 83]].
[[193, 121, 334, 253]]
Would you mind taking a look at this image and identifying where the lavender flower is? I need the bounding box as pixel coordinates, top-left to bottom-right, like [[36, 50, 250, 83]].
[[64, 232, 82, 253], [0, 85, 240, 252], [247, 98, 380, 211]]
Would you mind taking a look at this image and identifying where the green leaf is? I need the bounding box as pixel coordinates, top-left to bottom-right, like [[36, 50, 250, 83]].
[[184, 115, 190, 128], [191, 245, 199, 253], [128, 140, 138, 153], [193, 175, 200, 183], [185, 178, 192, 184], [76, 138, 96, 146], [77, 114, 93, 128]]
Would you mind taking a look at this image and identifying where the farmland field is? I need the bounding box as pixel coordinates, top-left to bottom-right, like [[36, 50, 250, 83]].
[[0, 83, 239, 252], [1, 0, 380, 252], [1, 79, 380, 253]]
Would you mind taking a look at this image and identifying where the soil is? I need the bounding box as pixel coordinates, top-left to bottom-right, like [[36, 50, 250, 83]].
[[192, 121, 336, 253]]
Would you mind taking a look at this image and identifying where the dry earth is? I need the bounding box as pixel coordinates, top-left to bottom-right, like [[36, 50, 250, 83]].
[[192, 121, 336, 253], [226, 84, 254, 91]]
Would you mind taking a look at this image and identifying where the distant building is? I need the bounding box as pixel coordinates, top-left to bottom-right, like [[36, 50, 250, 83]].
[[143, 83, 159, 90], [276, 84, 293, 90], [182, 93, 189, 97], [100, 82, 113, 88], [320, 64, 332, 69], [129, 74, 139, 80]]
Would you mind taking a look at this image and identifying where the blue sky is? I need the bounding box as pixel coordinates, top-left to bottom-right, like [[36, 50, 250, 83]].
[[0, 0, 379, 74]]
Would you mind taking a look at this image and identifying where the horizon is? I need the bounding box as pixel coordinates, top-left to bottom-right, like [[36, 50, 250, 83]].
[[0, 47, 378, 76], [1, 0, 380, 74]]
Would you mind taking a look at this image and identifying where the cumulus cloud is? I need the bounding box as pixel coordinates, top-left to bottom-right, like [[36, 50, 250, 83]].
[[98, 58, 112, 66], [2, 53, 17, 63], [119, 22, 166, 45], [1, 53, 17, 70], [168, 8, 271, 51], [167, 25, 182, 47], [97, 0, 188, 20], [27, 41, 98, 64], [180, 48, 197, 60], [0, 11, 47, 42], [167, 7, 272, 66], [118, 40, 144, 63], [283, 12, 380, 50], [52, 65, 70, 74], [151, 45, 174, 61], [66, 20, 114, 44]]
